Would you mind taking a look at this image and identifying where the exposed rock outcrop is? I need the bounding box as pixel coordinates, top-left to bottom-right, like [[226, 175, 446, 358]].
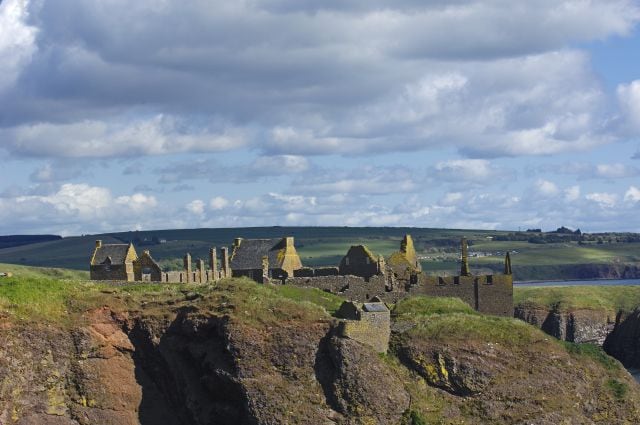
[[514, 305, 615, 345], [604, 308, 640, 369], [3, 284, 640, 425]]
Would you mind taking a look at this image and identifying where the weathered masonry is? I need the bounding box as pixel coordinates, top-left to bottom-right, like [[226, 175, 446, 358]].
[[90, 240, 228, 283], [283, 235, 513, 317], [89, 234, 513, 317], [335, 299, 391, 353]]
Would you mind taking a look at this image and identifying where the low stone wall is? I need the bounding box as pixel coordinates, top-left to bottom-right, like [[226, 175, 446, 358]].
[[285, 275, 393, 302], [161, 270, 219, 283]]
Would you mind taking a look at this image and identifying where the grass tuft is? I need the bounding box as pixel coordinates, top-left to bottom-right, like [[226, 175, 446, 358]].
[[393, 296, 476, 318], [562, 342, 619, 370]]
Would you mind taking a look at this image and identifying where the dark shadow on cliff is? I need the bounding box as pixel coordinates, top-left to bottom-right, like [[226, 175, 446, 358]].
[[126, 307, 257, 425], [313, 329, 342, 413]]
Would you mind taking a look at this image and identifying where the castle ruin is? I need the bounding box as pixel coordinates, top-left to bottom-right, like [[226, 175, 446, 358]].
[[90, 234, 513, 317]]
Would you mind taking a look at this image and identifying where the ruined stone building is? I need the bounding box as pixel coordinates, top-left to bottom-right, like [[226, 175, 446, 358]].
[[90, 240, 226, 283], [90, 240, 137, 281], [387, 234, 422, 281], [89, 233, 513, 317], [284, 235, 513, 317], [338, 245, 385, 279], [230, 237, 303, 281], [335, 299, 391, 353]]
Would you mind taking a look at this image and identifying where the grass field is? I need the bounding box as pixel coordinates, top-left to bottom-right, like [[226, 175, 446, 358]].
[[1, 226, 639, 281], [514, 285, 640, 313]]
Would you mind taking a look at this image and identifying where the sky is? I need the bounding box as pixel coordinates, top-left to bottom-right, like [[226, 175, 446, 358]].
[[1, 0, 640, 236]]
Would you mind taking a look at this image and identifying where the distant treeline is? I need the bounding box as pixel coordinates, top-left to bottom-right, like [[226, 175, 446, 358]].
[[494, 227, 640, 244], [0, 235, 62, 250]]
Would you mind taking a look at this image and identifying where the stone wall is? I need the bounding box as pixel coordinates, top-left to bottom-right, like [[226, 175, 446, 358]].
[[286, 272, 513, 316], [336, 308, 391, 353], [90, 264, 133, 281]]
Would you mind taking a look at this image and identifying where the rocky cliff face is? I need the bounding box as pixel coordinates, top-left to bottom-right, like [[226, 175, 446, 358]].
[[2, 282, 640, 424], [514, 306, 616, 345], [604, 309, 640, 369], [0, 287, 413, 425]]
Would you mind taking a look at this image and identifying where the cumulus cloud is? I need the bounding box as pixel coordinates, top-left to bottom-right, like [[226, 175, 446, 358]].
[[617, 80, 640, 133], [586, 192, 618, 208], [29, 161, 85, 182], [543, 161, 640, 179], [535, 179, 560, 197], [624, 186, 640, 203], [1, 115, 246, 158], [156, 154, 310, 184], [186, 199, 205, 216], [0, 183, 159, 234], [565, 185, 581, 202], [0, 0, 37, 91], [292, 166, 419, 195], [428, 159, 513, 184], [0, 0, 636, 160], [209, 196, 229, 210]]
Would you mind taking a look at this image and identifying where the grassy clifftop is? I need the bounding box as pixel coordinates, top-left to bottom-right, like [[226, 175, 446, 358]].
[[514, 285, 640, 313]]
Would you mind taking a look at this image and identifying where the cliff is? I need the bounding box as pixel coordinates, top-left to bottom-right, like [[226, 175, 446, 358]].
[[1, 277, 640, 424], [480, 262, 640, 282]]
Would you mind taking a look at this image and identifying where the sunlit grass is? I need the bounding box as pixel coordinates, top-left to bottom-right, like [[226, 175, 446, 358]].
[[514, 286, 640, 312]]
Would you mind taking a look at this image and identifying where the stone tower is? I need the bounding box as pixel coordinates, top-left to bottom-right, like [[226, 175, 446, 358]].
[[460, 237, 470, 276]]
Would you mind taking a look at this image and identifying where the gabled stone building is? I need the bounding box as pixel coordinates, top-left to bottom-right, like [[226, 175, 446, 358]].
[[132, 250, 162, 282], [338, 245, 385, 279], [230, 237, 303, 280], [90, 240, 137, 281]]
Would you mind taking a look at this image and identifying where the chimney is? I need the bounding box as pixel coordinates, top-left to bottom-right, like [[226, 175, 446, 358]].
[[285, 237, 294, 248], [234, 238, 243, 247], [221, 247, 230, 278], [183, 253, 192, 283], [460, 237, 470, 276], [209, 247, 218, 279], [504, 252, 513, 275], [95, 240, 102, 248]]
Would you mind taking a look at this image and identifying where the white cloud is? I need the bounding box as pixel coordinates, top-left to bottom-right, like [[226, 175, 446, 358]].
[[617, 80, 640, 133], [0, 183, 160, 234], [2, 115, 246, 158], [186, 199, 205, 216], [293, 166, 419, 195], [565, 185, 581, 202], [430, 159, 509, 182], [0, 0, 37, 91], [535, 179, 560, 197], [250, 155, 309, 174], [586, 192, 618, 208], [441, 192, 464, 205], [624, 186, 640, 203], [0, 1, 634, 160], [209, 196, 229, 210]]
